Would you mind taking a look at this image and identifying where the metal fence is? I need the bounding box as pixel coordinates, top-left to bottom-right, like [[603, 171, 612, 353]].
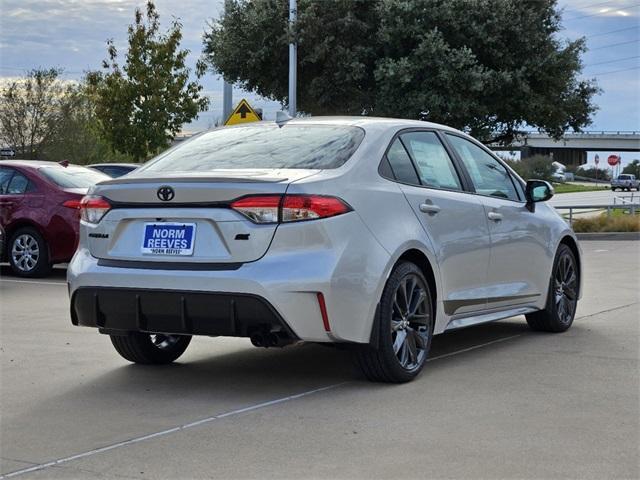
[[554, 203, 640, 225]]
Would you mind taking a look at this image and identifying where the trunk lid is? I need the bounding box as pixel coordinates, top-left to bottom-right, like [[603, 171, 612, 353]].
[[88, 169, 319, 264]]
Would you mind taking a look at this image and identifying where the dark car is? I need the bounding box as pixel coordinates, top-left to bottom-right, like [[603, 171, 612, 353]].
[[0, 160, 109, 277], [87, 163, 139, 178]]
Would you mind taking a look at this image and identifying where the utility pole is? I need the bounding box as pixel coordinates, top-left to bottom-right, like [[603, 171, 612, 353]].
[[222, 0, 233, 122], [288, 0, 297, 117]]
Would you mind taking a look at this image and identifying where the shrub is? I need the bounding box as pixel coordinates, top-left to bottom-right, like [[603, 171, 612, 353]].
[[572, 214, 640, 233], [575, 166, 610, 181]]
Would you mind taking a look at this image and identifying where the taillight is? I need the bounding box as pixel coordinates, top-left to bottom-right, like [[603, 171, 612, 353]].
[[282, 195, 351, 222], [62, 199, 82, 209], [80, 195, 111, 224], [230, 195, 281, 224], [230, 194, 351, 224]]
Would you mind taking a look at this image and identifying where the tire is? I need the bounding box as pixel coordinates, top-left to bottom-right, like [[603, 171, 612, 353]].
[[8, 227, 51, 278], [354, 262, 434, 383], [110, 333, 192, 364], [526, 244, 579, 333]]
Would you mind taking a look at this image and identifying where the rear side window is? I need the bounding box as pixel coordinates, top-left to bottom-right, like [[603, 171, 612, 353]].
[[385, 139, 420, 185], [446, 134, 520, 201], [40, 166, 109, 188], [0, 168, 13, 194], [400, 132, 462, 190], [140, 125, 365, 172]]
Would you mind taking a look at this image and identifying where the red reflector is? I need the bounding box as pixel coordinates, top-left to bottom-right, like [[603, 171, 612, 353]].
[[62, 199, 82, 209], [317, 292, 331, 332]]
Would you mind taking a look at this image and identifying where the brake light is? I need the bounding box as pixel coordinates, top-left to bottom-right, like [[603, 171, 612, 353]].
[[230, 194, 351, 224], [80, 195, 111, 224]]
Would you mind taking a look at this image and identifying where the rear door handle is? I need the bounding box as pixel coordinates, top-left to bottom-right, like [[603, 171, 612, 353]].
[[487, 211, 503, 221], [419, 203, 441, 215]]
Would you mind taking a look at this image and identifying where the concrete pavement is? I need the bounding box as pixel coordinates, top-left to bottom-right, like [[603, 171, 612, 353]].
[[1, 241, 638, 479], [549, 188, 638, 207]]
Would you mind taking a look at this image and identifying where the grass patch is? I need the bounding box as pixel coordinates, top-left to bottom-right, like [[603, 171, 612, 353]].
[[572, 213, 640, 233], [553, 183, 610, 194]]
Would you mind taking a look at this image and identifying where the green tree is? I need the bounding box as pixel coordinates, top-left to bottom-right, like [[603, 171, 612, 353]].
[[40, 85, 134, 165], [503, 155, 556, 182], [203, 0, 598, 144], [87, 1, 209, 161], [622, 160, 640, 178], [0, 68, 66, 159]]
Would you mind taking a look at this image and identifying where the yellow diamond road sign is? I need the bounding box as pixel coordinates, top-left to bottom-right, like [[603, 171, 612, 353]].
[[224, 99, 261, 126]]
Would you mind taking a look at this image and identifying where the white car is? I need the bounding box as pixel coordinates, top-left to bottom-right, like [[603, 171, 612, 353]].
[[68, 117, 582, 382]]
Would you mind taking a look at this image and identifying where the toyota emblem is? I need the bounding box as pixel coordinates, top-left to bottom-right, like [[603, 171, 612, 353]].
[[157, 186, 175, 201]]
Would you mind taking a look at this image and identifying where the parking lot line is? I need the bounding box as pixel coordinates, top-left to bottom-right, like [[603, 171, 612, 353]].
[[0, 333, 525, 479], [0, 279, 66, 286]]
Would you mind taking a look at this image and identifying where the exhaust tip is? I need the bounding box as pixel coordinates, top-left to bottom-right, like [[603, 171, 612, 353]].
[[250, 333, 265, 348]]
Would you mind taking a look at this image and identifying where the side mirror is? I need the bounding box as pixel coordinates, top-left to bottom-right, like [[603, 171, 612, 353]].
[[525, 180, 554, 210]]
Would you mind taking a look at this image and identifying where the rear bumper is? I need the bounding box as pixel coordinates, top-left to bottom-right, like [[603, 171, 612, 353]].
[[67, 213, 392, 343], [71, 287, 297, 339]]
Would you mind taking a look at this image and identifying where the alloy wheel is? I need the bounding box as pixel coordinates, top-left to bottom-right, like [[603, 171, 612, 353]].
[[11, 234, 40, 272], [150, 334, 181, 350], [554, 252, 578, 324], [390, 274, 431, 371]]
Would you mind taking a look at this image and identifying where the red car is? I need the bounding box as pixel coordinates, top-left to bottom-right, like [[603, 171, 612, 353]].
[[0, 160, 109, 277]]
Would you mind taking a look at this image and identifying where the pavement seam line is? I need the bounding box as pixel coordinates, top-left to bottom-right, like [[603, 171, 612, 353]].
[[427, 334, 523, 361], [575, 302, 639, 320], [0, 333, 528, 479], [0, 382, 347, 479]]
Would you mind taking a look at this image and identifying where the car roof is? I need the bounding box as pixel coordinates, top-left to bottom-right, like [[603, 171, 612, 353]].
[[0, 160, 62, 168], [89, 163, 139, 168], [219, 115, 463, 134], [0, 160, 98, 171]]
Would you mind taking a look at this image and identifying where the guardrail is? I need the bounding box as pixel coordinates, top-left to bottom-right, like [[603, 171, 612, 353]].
[[553, 204, 640, 225]]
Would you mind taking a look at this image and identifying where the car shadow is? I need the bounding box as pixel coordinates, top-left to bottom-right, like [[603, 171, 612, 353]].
[[44, 320, 533, 405]]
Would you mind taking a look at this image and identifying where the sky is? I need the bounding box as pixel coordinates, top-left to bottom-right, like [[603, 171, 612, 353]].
[[0, 0, 639, 164]]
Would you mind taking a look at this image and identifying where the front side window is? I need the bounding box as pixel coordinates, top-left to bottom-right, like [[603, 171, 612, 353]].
[[400, 132, 462, 191], [140, 125, 365, 172], [446, 134, 520, 201]]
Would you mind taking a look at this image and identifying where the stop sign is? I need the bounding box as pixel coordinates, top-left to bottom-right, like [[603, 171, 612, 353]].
[[608, 155, 620, 166]]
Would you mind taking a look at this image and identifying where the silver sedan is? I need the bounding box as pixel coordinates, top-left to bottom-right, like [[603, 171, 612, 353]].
[[67, 117, 582, 382]]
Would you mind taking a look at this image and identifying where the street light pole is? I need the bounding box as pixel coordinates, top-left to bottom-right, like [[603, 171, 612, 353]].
[[288, 0, 297, 117], [222, 0, 233, 122]]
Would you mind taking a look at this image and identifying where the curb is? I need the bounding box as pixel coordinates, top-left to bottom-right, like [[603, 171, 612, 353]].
[[576, 232, 640, 241]]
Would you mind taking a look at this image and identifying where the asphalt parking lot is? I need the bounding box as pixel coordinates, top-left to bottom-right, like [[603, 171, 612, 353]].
[[1, 241, 638, 479]]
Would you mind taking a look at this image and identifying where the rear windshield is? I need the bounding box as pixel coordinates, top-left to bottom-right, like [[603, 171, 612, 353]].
[[140, 124, 365, 172], [40, 166, 109, 188]]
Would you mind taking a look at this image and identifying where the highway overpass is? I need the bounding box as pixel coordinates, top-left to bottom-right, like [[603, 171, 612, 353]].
[[492, 131, 640, 165]]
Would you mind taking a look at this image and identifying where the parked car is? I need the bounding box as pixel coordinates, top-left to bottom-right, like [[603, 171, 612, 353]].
[[611, 174, 640, 191], [87, 163, 139, 178], [68, 117, 582, 382], [0, 224, 4, 264], [0, 161, 109, 277]]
